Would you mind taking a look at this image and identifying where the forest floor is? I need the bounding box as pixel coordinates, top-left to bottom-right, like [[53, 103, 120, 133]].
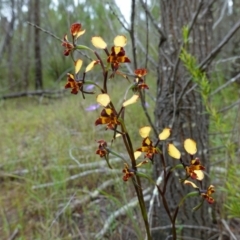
[[0, 84, 153, 239], [1, 80, 240, 240]]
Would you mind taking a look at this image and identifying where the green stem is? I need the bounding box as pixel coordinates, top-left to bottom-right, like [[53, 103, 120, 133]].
[[118, 120, 151, 239], [118, 118, 136, 169], [75, 45, 93, 51], [105, 148, 127, 163], [132, 176, 152, 240], [104, 154, 112, 169]]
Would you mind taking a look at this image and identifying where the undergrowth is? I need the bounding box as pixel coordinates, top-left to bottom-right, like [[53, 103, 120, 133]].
[[0, 78, 154, 239]]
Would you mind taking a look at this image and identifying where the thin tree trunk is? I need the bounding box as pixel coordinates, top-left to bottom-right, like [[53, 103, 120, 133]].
[[153, 1, 214, 239], [22, 0, 33, 91], [34, 0, 43, 90]]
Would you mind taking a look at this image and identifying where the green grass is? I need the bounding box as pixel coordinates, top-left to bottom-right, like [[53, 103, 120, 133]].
[[0, 78, 155, 239]]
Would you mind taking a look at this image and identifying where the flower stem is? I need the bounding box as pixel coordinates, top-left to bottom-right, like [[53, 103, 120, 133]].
[[132, 176, 152, 240]]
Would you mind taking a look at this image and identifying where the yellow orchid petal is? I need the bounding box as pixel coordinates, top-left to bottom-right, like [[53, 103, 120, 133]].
[[136, 160, 148, 167], [184, 138, 197, 155], [91, 36, 107, 49], [75, 29, 86, 40], [168, 143, 181, 159], [123, 94, 139, 107], [194, 170, 204, 181], [113, 46, 121, 54], [184, 180, 198, 189], [75, 59, 83, 74], [85, 60, 97, 73], [139, 126, 151, 138], [114, 35, 127, 47], [105, 108, 112, 115], [96, 94, 111, 107], [134, 151, 142, 160], [158, 128, 171, 140]]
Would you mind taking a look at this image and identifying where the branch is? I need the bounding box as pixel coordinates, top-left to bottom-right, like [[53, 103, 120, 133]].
[[49, 192, 76, 229], [70, 179, 117, 211], [151, 224, 219, 233], [199, 20, 240, 70], [1, 89, 67, 100], [210, 72, 240, 96], [32, 168, 119, 190], [95, 187, 151, 239], [213, 0, 228, 30], [109, 1, 130, 32], [8, 228, 19, 240], [148, 171, 164, 227], [221, 219, 238, 240], [218, 99, 240, 113], [27, 21, 63, 43], [8, 157, 123, 177], [139, 0, 166, 42], [130, 0, 137, 69]]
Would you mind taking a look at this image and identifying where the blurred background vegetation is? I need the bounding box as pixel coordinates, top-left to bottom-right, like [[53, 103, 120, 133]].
[[0, 0, 240, 239]]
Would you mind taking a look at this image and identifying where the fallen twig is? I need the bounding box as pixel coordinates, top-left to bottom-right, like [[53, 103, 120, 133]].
[[221, 219, 238, 240], [8, 228, 19, 240], [49, 192, 76, 229], [95, 187, 151, 239], [148, 171, 164, 227], [70, 179, 118, 211], [32, 168, 119, 190], [0, 89, 67, 100]]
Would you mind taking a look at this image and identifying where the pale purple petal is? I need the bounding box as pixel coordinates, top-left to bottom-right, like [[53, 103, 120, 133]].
[[145, 102, 149, 108], [85, 84, 95, 91], [85, 104, 100, 111]]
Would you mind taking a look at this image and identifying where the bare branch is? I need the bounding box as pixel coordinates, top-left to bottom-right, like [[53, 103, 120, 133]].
[[27, 21, 63, 43], [130, 0, 137, 69], [70, 179, 117, 210], [218, 99, 240, 113], [139, 0, 166, 42], [109, 1, 130, 32], [31, 169, 119, 190], [49, 192, 76, 229], [151, 224, 219, 232], [199, 20, 240, 70], [1, 89, 67, 100], [213, 0, 228, 30], [8, 228, 19, 240], [95, 187, 151, 239], [221, 219, 238, 240], [210, 72, 240, 96], [148, 171, 164, 227]]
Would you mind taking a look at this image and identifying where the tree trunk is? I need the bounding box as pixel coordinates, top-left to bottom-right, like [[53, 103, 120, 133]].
[[153, 1, 214, 239], [34, 0, 43, 90]]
